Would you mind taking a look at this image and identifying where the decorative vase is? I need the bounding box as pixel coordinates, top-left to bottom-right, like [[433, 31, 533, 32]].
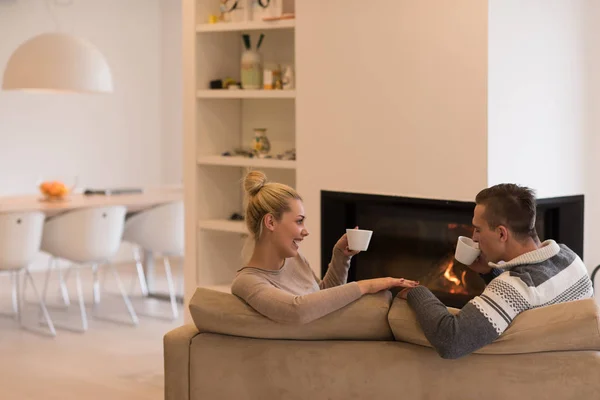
[[241, 49, 262, 90], [252, 128, 271, 157]]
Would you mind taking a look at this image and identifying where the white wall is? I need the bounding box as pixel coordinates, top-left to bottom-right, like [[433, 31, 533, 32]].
[[0, 0, 182, 265], [487, 0, 587, 199], [488, 0, 599, 273], [296, 0, 489, 271], [160, 0, 183, 185], [0, 0, 163, 194], [584, 0, 600, 273]]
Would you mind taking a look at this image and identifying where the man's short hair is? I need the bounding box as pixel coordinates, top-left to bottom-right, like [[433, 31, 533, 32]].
[[475, 183, 537, 240]]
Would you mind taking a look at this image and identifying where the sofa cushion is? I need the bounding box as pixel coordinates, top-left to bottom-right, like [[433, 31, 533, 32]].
[[388, 297, 600, 354], [189, 287, 394, 341]]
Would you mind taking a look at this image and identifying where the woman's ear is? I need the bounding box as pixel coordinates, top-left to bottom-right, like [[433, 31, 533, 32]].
[[263, 213, 276, 232]]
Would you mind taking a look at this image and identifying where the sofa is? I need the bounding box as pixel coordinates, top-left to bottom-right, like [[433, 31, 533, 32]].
[[164, 288, 600, 400]]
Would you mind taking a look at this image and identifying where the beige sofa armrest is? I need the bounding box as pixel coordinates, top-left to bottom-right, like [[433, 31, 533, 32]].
[[164, 324, 200, 400]]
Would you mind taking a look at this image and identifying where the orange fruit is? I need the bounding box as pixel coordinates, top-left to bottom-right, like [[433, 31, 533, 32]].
[[40, 180, 68, 198]]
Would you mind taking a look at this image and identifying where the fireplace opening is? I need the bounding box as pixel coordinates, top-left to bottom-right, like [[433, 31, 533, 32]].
[[321, 191, 584, 308]]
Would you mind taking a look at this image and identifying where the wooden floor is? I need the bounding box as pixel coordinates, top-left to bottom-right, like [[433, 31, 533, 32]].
[[0, 263, 182, 400]]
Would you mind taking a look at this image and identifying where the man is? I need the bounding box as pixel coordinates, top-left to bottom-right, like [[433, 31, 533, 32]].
[[399, 183, 593, 359]]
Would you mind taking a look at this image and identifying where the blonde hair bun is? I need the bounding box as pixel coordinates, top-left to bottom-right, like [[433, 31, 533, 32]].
[[244, 170, 267, 197], [242, 170, 302, 243]]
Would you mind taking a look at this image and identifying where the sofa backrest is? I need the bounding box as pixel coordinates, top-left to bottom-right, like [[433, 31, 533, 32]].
[[388, 297, 600, 354], [189, 287, 600, 354], [189, 288, 394, 341]]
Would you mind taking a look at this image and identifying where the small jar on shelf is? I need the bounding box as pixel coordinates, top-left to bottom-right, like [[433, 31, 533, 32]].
[[241, 33, 265, 90], [241, 50, 262, 89], [252, 128, 271, 158]]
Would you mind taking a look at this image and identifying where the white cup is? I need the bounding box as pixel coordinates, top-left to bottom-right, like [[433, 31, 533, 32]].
[[454, 236, 481, 265], [346, 228, 373, 251]]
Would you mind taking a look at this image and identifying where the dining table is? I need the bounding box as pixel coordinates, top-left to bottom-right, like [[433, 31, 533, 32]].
[[0, 185, 183, 298]]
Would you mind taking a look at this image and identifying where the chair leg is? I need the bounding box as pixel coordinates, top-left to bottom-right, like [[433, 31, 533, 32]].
[[37, 257, 56, 321], [591, 264, 600, 289], [21, 264, 29, 304], [40, 257, 55, 305], [100, 261, 109, 294], [178, 257, 184, 298], [11, 270, 19, 320], [133, 247, 149, 297], [74, 268, 89, 332], [57, 263, 71, 306], [24, 269, 56, 337], [109, 264, 139, 325], [92, 263, 101, 306], [163, 257, 179, 320]]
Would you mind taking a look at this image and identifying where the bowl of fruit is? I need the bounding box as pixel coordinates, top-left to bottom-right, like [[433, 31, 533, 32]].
[[38, 180, 72, 202]]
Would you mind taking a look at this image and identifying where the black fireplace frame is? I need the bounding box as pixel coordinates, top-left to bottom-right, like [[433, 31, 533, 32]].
[[320, 190, 584, 283]]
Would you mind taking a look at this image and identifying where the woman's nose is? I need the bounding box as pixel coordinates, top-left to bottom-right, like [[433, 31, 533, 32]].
[[302, 228, 309, 237]]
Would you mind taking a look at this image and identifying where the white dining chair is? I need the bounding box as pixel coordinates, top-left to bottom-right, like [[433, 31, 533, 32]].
[[40, 205, 138, 332], [0, 211, 56, 336], [122, 201, 183, 319]]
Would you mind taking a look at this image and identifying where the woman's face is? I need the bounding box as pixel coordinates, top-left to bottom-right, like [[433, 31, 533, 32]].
[[269, 199, 310, 258]]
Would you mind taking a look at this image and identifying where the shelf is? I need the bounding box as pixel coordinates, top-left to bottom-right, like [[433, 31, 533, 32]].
[[184, 0, 297, 309], [196, 90, 296, 99], [198, 219, 248, 235], [201, 284, 232, 294], [197, 155, 296, 169], [196, 19, 295, 33]]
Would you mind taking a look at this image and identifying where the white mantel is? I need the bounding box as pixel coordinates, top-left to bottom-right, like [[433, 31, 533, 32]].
[[296, 0, 596, 273]]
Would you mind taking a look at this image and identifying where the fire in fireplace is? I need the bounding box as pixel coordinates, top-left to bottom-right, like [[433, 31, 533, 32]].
[[321, 191, 584, 308], [421, 252, 486, 308]]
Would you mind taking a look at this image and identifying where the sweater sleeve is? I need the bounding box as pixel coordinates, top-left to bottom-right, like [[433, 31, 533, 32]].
[[319, 247, 353, 289], [406, 286, 500, 359], [231, 274, 362, 324]]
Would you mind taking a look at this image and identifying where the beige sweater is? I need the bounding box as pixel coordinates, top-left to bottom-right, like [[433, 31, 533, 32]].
[[231, 248, 362, 324]]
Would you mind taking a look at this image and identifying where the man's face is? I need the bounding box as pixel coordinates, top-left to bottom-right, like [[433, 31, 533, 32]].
[[472, 204, 505, 263]]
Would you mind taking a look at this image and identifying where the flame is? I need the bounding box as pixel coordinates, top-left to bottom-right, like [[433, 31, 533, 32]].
[[441, 259, 469, 295], [443, 262, 461, 285]]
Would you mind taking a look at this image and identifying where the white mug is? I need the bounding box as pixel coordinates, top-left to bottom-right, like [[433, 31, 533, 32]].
[[454, 236, 481, 265], [346, 228, 373, 251]]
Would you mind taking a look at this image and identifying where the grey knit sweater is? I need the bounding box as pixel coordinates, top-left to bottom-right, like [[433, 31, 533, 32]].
[[406, 240, 593, 359]]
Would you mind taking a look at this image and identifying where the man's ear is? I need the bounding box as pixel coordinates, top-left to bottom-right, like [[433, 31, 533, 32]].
[[497, 225, 509, 242], [263, 213, 276, 232]]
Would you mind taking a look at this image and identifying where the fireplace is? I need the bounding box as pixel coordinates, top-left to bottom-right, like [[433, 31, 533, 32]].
[[321, 191, 584, 308]]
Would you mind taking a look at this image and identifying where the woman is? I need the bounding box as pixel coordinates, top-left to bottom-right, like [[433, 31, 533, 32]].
[[231, 171, 418, 324]]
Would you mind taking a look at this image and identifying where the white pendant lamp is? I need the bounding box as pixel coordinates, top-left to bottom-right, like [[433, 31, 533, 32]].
[[2, 32, 114, 94]]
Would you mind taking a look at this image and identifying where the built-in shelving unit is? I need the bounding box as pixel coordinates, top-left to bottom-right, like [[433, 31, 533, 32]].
[[183, 0, 297, 305]]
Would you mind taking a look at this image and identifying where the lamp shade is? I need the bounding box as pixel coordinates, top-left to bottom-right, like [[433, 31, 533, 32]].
[[2, 32, 113, 94]]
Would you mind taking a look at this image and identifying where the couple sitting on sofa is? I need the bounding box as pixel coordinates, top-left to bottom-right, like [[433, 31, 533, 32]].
[[232, 171, 594, 359]]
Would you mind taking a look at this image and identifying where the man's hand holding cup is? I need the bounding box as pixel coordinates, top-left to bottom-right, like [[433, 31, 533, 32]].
[[454, 236, 492, 274]]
